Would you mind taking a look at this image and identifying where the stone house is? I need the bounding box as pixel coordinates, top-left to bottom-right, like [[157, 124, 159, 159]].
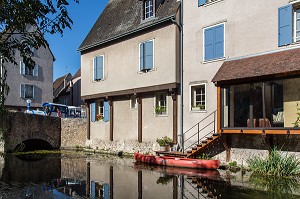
[[53, 70, 83, 107], [3, 25, 54, 110], [79, 0, 181, 149]]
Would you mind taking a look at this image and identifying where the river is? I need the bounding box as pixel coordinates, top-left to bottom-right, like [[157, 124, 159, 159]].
[[0, 151, 299, 199]]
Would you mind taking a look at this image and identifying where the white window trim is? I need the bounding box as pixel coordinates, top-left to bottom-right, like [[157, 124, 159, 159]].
[[189, 83, 207, 113], [92, 55, 105, 82], [293, 7, 300, 42], [202, 22, 225, 62], [95, 99, 104, 122], [154, 92, 168, 116], [144, 0, 154, 19], [130, 95, 138, 110], [138, 39, 155, 73]]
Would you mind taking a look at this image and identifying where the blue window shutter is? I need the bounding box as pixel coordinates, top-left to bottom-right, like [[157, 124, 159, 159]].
[[96, 56, 103, 80], [144, 41, 153, 70], [91, 181, 95, 199], [103, 183, 110, 199], [93, 57, 97, 80], [278, 5, 292, 46], [91, 102, 96, 122], [33, 64, 38, 77], [140, 43, 144, 70], [204, 27, 214, 61], [104, 100, 110, 122], [214, 24, 224, 58], [198, 0, 206, 6]]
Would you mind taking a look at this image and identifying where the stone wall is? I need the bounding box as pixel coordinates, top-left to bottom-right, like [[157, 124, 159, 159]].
[[60, 118, 87, 149]]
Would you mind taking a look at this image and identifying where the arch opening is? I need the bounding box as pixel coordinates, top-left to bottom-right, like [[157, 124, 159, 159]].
[[13, 139, 54, 152]]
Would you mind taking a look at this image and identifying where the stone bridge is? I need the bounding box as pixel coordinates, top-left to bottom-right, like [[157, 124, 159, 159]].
[[4, 112, 61, 152]]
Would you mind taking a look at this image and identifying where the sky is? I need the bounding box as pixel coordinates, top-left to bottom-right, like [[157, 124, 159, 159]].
[[45, 0, 109, 81]]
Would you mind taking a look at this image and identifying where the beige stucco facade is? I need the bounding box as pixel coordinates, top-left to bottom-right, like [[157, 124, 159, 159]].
[[81, 22, 180, 145], [81, 24, 179, 96], [183, 0, 298, 140], [4, 26, 54, 109]]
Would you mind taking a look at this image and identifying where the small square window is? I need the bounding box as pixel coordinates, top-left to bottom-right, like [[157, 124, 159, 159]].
[[155, 92, 167, 115], [20, 84, 34, 99], [144, 0, 153, 19], [191, 84, 206, 111], [130, 95, 137, 109]]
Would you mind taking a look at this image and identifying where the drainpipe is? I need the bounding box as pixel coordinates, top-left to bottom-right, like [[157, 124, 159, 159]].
[[170, 0, 184, 151], [179, 0, 184, 151]]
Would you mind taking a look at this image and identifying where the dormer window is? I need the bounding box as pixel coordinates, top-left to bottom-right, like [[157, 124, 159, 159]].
[[145, 0, 154, 19]]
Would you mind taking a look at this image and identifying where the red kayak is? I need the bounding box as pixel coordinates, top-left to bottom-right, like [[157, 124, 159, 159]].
[[134, 152, 220, 170]]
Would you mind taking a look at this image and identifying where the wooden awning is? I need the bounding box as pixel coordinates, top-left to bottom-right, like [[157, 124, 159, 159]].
[[212, 47, 300, 84]]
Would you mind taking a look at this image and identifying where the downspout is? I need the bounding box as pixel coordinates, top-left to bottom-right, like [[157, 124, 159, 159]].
[[180, 0, 184, 151], [172, 0, 184, 150]]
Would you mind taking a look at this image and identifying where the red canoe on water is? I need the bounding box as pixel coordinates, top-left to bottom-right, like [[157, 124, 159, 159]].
[[134, 152, 220, 170]]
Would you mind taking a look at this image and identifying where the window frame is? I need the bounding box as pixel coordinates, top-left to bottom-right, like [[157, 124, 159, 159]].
[[293, 5, 300, 42], [139, 39, 155, 72], [93, 55, 105, 82], [154, 92, 168, 116], [95, 99, 104, 121], [144, 0, 154, 20], [190, 83, 207, 112], [20, 61, 38, 77], [203, 22, 225, 62], [20, 84, 34, 99]]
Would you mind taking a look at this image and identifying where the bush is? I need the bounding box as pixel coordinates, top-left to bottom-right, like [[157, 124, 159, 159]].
[[247, 148, 300, 177], [156, 136, 173, 146]]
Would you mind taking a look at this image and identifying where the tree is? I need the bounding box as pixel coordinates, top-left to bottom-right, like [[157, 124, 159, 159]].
[[0, 0, 79, 131]]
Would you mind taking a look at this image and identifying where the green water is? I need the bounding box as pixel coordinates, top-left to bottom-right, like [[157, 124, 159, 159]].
[[0, 152, 299, 199]]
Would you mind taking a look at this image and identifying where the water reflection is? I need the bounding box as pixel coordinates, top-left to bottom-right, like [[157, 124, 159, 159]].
[[0, 153, 299, 199]]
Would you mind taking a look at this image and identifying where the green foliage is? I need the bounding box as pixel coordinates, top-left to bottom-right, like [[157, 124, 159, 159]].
[[229, 161, 237, 166], [293, 103, 300, 127], [250, 174, 300, 199], [156, 136, 173, 146], [197, 153, 211, 160], [0, 0, 78, 128], [155, 106, 166, 115], [156, 175, 173, 185], [247, 148, 300, 177]]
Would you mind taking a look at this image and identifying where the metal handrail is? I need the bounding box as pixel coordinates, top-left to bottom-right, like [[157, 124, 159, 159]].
[[183, 110, 216, 153]]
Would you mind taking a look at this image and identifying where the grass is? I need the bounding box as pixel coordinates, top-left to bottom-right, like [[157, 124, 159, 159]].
[[247, 148, 300, 177]]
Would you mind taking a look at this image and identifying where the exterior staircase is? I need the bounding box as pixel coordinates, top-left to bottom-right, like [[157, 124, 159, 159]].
[[156, 111, 221, 158]]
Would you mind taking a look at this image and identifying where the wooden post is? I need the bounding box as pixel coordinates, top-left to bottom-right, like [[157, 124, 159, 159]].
[[110, 166, 113, 199], [217, 86, 221, 133], [137, 95, 142, 143], [86, 102, 90, 140], [173, 176, 178, 199], [138, 170, 142, 199], [86, 162, 90, 197], [172, 91, 178, 144], [109, 99, 114, 141]]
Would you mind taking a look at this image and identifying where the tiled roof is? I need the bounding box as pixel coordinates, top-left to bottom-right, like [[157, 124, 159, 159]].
[[72, 68, 81, 80], [212, 47, 300, 84], [53, 73, 71, 92], [79, 0, 180, 51]]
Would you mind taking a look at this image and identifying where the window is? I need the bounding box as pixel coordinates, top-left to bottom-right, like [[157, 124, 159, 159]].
[[155, 92, 167, 115], [130, 95, 137, 109], [20, 84, 34, 99], [20, 61, 38, 77], [204, 24, 224, 61], [96, 100, 104, 121], [144, 0, 153, 19], [294, 7, 300, 42], [93, 56, 104, 81], [191, 84, 206, 111], [91, 99, 110, 122], [278, 3, 300, 46], [139, 40, 154, 71]]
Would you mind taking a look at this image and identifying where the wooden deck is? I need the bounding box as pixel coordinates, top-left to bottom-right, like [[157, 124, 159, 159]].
[[221, 128, 300, 135]]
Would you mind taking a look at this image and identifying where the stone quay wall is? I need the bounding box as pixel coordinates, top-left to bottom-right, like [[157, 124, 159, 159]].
[[60, 118, 87, 150]]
